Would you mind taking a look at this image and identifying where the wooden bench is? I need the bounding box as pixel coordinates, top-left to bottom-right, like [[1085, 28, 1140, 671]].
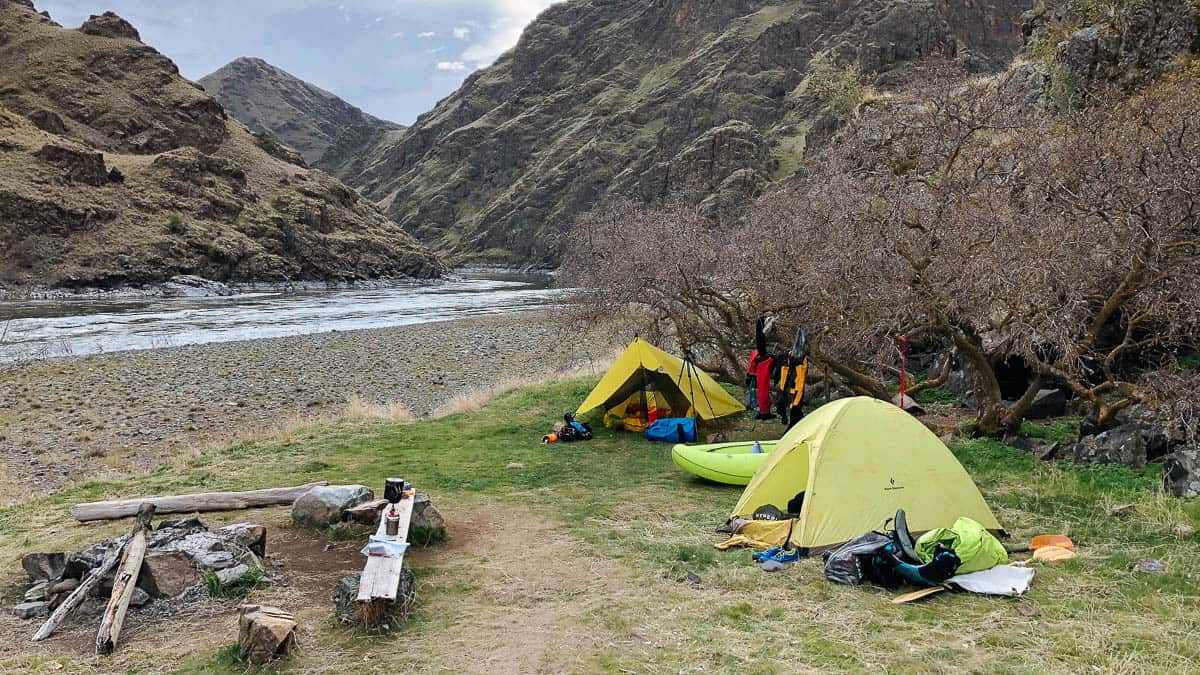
[[356, 495, 413, 602]]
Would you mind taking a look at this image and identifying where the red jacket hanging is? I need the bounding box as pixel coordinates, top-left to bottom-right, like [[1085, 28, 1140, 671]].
[[748, 350, 774, 415]]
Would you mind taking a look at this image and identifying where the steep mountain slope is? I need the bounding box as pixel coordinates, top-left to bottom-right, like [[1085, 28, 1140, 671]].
[[341, 0, 1031, 264], [199, 57, 404, 169], [0, 0, 439, 290]]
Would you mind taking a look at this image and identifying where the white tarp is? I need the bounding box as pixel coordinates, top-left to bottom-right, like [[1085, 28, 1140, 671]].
[[946, 564, 1035, 596]]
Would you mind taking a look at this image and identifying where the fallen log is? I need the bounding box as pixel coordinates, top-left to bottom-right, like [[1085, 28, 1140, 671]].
[[96, 503, 155, 655], [32, 532, 134, 640], [70, 482, 328, 522]]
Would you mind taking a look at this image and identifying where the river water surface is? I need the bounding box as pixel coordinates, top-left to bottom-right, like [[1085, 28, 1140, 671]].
[[0, 270, 562, 362]]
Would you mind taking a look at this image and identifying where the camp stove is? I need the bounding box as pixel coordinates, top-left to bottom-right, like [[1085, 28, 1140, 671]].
[[383, 477, 409, 536], [384, 477, 408, 504]]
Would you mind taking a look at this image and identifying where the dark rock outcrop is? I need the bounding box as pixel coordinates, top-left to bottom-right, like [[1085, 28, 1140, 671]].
[[199, 57, 403, 167], [1062, 0, 1198, 91], [79, 11, 140, 41], [1162, 445, 1200, 498], [26, 109, 64, 134], [33, 143, 110, 185], [1025, 388, 1068, 420], [1072, 425, 1147, 467]]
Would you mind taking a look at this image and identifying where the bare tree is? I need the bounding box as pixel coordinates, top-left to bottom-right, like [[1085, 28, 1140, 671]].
[[564, 63, 1200, 437]]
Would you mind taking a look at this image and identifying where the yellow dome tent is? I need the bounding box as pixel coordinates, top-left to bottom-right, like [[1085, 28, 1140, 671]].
[[731, 396, 1002, 554], [577, 338, 744, 430]]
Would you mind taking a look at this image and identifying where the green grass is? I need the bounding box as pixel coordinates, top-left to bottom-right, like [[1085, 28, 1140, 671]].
[[408, 525, 448, 547], [204, 566, 270, 599], [1179, 351, 1200, 371], [175, 645, 246, 674], [1, 379, 1197, 673], [912, 386, 960, 405], [1021, 418, 1081, 445]]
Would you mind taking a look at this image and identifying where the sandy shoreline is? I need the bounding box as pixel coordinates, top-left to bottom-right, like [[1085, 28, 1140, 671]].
[[0, 311, 617, 502]]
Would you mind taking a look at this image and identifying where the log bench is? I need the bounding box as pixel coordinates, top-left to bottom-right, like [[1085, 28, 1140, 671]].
[[357, 494, 413, 603]]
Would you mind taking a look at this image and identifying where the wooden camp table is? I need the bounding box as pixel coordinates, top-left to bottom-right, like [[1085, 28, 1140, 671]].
[[357, 494, 413, 602]]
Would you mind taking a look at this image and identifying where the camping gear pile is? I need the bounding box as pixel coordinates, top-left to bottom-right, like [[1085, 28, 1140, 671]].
[[703, 393, 1077, 600], [567, 328, 1076, 604], [543, 412, 593, 443], [821, 510, 1013, 592]]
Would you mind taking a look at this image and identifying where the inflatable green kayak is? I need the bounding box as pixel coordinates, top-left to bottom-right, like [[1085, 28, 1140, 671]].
[[671, 441, 777, 485]]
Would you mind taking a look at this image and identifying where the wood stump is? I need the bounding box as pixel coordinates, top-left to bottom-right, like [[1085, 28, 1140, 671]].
[[238, 605, 296, 665], [333, 570, 415, 628]]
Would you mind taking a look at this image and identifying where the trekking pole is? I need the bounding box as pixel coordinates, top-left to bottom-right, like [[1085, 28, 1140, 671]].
[[898, 335, 908, 407]]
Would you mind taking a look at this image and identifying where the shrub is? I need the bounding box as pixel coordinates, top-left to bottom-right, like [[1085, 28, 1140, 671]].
[[165, 213, 186, 234], [1021, 419, 1081, 445], [205, 567, 270, 599], [913, 387, 960, 405]]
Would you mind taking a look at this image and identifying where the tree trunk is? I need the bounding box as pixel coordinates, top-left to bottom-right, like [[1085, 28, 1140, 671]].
[[71, 482, 327, 522], [812, 350, 889, 400], [1001, 376, 1043, 433], [96, 503, 155, 655], [947, 327, 1005, 437]]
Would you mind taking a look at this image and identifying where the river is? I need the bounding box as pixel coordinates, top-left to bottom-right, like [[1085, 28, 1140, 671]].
[[0, 270, 563, 362]]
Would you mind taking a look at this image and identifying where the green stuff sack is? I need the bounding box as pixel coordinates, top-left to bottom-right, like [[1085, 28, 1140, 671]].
[[915, 516, 1008, 574]]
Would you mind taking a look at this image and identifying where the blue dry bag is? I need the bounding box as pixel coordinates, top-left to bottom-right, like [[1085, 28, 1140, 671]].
[[644, 417, 696, 443]]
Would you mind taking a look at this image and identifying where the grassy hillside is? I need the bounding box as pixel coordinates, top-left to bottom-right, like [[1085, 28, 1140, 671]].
[[0, 3, 438, 290], [1, 378, 1196, 672], [340, 0, 1030, 264]]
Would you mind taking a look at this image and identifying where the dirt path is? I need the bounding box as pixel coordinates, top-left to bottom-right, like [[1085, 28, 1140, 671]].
[[0, 503, 646, 674], [393, 506, 634, 674]]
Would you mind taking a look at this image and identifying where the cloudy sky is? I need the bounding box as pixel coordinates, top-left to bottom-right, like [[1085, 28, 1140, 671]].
[[37, 0, 559, 124]]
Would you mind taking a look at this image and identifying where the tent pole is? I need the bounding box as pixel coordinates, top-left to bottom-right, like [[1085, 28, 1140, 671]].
[[639, 367, 649, 424]]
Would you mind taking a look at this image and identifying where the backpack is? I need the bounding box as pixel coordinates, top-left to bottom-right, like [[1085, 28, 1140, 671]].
[[557, 412, 593, 442]]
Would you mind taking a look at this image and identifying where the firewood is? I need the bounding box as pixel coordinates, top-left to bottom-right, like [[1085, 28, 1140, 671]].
[[32, 534, 133, 640], [96, 503, 155, 655]]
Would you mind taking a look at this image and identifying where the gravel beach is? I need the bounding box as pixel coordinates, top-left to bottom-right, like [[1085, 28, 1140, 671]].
[[0, 311, 618, 503]]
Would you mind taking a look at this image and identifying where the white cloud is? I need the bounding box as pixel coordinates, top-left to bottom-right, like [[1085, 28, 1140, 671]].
[[435, 61, 468, 72], [458, 0, 558, 69], [452, 26, 471, 40], [374, 17, 382, 23], [417, 31, 436, 38], [389, 31, 404, 40]]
